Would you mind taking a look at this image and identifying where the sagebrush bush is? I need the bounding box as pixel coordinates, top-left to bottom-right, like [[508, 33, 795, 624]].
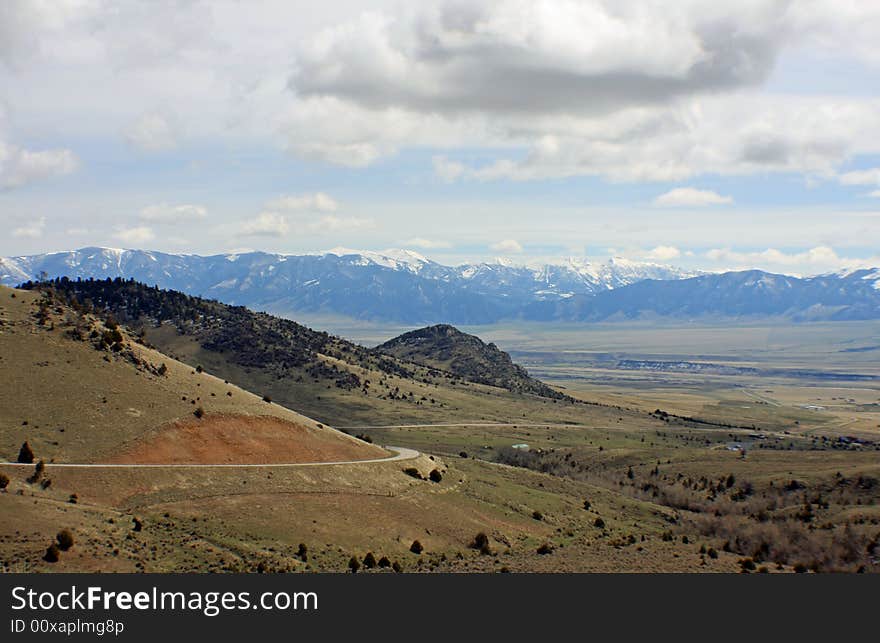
[[17, 441, 34, 464], [56, 529, 74, 551], [44, 544, 60, 563]]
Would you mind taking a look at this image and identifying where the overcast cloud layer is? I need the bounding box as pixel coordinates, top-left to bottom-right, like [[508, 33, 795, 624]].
[[1, 0, 880, 275]]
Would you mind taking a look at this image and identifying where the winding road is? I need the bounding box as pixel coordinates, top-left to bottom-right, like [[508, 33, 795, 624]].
[[0, 446, 419, 469]]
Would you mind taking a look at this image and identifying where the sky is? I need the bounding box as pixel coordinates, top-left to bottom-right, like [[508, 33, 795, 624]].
[[1, 0, 880, 275]]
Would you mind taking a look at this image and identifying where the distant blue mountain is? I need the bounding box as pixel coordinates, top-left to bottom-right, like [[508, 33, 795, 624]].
[[525, 269, 880, 322], [2, 246, 878, 323]]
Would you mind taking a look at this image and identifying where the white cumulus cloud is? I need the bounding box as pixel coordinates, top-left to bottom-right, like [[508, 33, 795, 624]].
[[432, 156, 466, 183], [241, 212, 289, 237], [305, 215, 373, 233], [125, 113, 178, 152], [702, 245, 880, 274], [490, 239, 523, 254], [12, 217, 46, 239], [266, 192, 339, 212], [113, 226, 155, 245], [644, 245, 682, 261], [403, 237, 452, 249], [0, 140, 78, 189], [140, 203, 207, 224], [653, 187, 734, 207], [839, 167, 880, 186]]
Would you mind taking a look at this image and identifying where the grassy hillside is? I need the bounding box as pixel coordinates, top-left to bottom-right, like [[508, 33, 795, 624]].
[[26, 278, 593, 427], [0, 284, 384, 464]]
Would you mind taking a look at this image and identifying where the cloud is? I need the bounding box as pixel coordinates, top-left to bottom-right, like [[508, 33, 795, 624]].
[[125, 113, 177, 152], [140, 203, 207, 224], [241, 212, 289, 237], [305, 215, 373, 233], [12, 217, 46, 239], [490, 239, 523, 254], [113, 226, 155, 245], [293, 3, 785, 116], [3, 0, 880, 191], [839, 167, 880, 186], [644, 245, 682, 261], [432, 156, 466, 183], [869, 190, 880, 198], [277, 2, 880, 182], [403, 237, 451, 249], [701, 245, 880, 273], [266, 192, 338, 212], [653, 187, 734, 207], [0, 140, 78, 189]]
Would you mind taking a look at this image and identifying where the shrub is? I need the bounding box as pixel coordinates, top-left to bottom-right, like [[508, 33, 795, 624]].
[[297, 543, 308, 561], [429, 469, 443, 483], [410, 540, 423, 554], [262, 395, 272, 403], [536, 542, 554, 555], [17, 441, 35, 464], [44, 544, 60, 563], [392, 561, 402, 573], [403, 467, 423, 480], [469, 532, 492, 555], [27, 460, 45, 484], [0, 473, 9, 490], [196, 365, 203, 373], [378, 556, 391, 568], [348, 556, 360, 573], [793, 563, 808, 573], [68, 494, 78, 504], [363, 552, 377, 569], [470, 532, 489, 549], [739, 557, 756, 571], [532, 510, 543, 521], [56, 529, 74, 551], [593, 517, 606, 529], [459, 451, 468, 458], [583, 499, 591, 510], [193, 406, 205, 419], [157, 363, 168, 376], [707, 548, 718, 559]]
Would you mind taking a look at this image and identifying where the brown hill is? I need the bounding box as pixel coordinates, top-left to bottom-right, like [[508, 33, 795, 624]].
[[0, 284, 385, 465], [377, 324, 567, 400]]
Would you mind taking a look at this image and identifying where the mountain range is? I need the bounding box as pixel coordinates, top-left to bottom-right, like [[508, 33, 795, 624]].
[[2, 246, 879, 323]]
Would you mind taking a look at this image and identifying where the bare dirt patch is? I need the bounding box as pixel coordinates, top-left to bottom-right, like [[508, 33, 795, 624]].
[[104, 414, 388, 465]]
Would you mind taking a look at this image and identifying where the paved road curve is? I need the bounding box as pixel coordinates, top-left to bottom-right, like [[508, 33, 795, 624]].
[[0, 446, 419, 469]]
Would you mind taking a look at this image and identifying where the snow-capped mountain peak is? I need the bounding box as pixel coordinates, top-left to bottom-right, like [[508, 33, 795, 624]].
[[4, 246, 876, 324]]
